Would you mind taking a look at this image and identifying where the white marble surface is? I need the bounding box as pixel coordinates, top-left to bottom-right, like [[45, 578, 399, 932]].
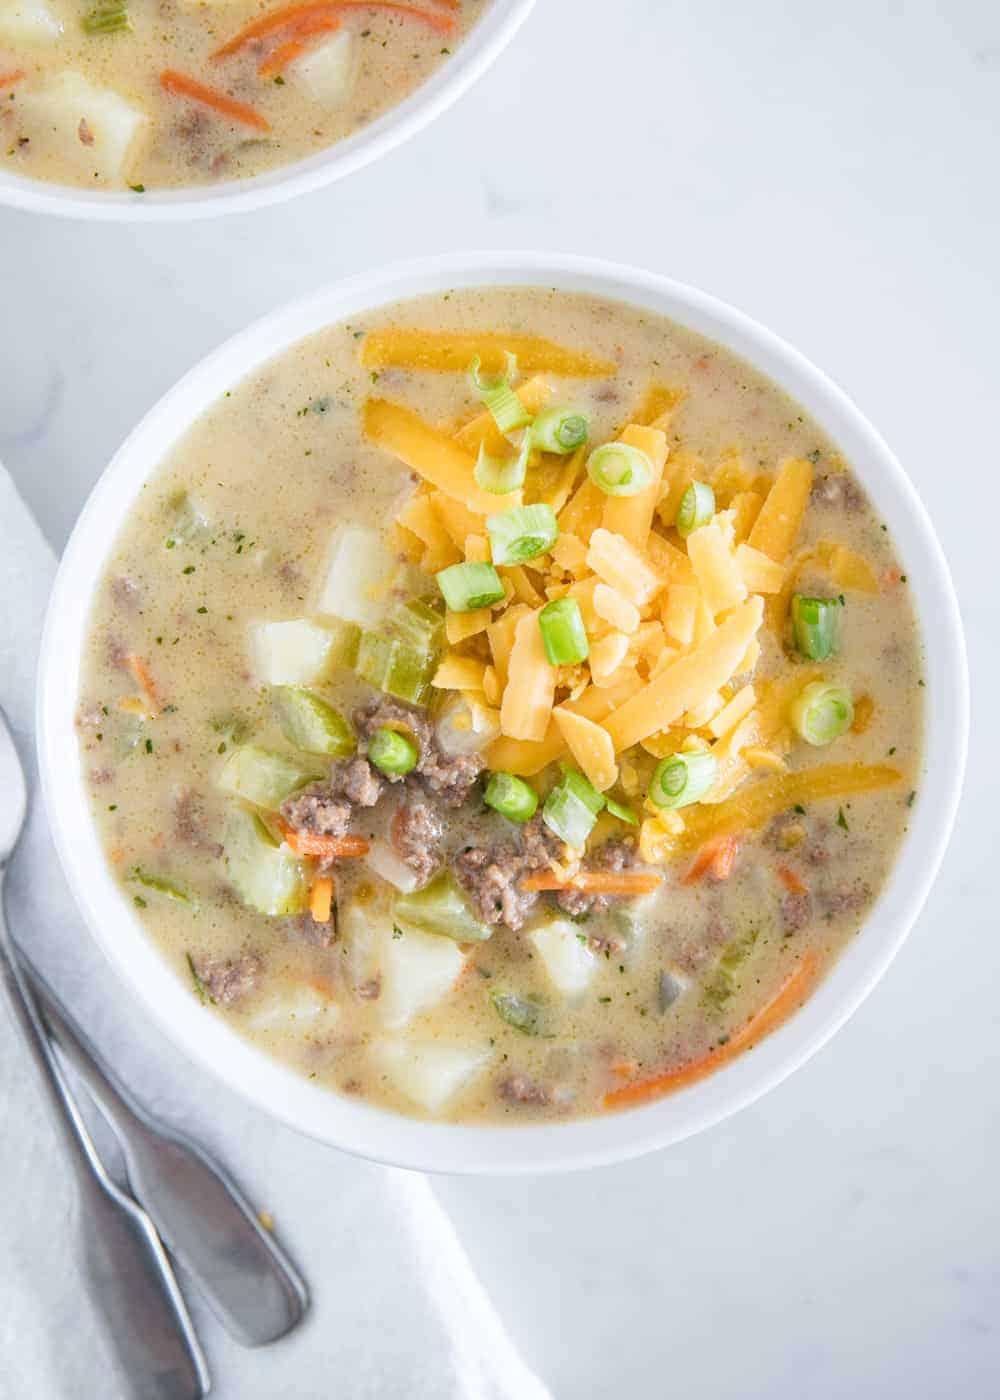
[[1, 0, 997, 1395]]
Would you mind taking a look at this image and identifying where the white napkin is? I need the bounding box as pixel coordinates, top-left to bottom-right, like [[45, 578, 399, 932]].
[[0, 464, 552, 1400]]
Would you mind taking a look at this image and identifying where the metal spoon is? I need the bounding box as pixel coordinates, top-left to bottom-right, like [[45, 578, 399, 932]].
[[24, 958, 309, 1347], [0, 706, 210, 1400]]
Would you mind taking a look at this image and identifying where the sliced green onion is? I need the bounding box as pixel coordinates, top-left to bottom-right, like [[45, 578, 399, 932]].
[[558, 764, 605, 814], [789, 681, 854, 746], [488, 503, 558, 566], [83, 0, 131, 32], [542, 767, 605, 848], [587, 442, 654, 497], [436, 561, 505, 612], [274, 687, 355, 757], [676, 480, 715, 537], [542, 785, 598, 848], [491, 988, 546, 1035], [395, 873, 493, 942], [484, 771, 538, 822], [474, 431, 531, 495], [538, 598, 589, 665], [604, 795, 638, 826], [532, 406, 589, 455], [468, 352, 531, 435], [369, 726, 419, 775], [355, 632, 436, 706], [790, 594, 841, 660], [649, 751, 717, 809]]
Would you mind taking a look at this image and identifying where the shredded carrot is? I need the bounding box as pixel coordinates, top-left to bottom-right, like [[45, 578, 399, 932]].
[[776, 865, 808, 896], [257, 13, 339, 75], [851, 694, 875, 734], [160, 70, 270, 131], [279, 823, 369, 859], [309, 876, 334, 923], [520, 870, 663, 897], [682, 833, 740, 885], [213, 1, 452, 61], [0, 69, 25, 88], [611, 1059, 639, 1079], [126, 654, 161, 717], [603, 950, 821, 1109]]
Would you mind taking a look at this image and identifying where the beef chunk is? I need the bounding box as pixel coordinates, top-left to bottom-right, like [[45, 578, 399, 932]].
[[173, 788, 223, 857], [453, 816, 563, 932], [498, 1074, 551, 1106], [391, 797, 444, 888], [354, 696, 484, 807], [780, 890, 811, 935], [193, 952, 262, 1005], [332, 756, 383, 807], [811, 472, 864, 513], [555, 838, 637, 918], [817, 883, 871, 920], [281, 784, 352, 838]]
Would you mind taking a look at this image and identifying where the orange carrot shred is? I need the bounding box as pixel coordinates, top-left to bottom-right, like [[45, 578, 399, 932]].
[[520, 870, 662, 897], [279, 822, 369, 859], [127, 654, 161, 716], [213, 1, 452, 61], [604, 951, 821, 1109], [257, 13, 339, 75], [310, 876, 334, 923], [776, 865, 808, 896], [682, 833, 740, 885], [0, 69, 25, 88], [851, 694, 875, 734], [160, 70, 270, 131]]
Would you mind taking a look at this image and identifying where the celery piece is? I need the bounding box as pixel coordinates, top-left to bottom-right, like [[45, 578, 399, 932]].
[[327, 617, 361, 670], [223, 804, 309, 917], [355, 631, 436, 706], [395, 875, 493, 943], [490, 989, 546, 1035], [386, 597, 445, 653], [128, 867, 197, 909], [216, 744, 319, 811], [273, 687, 355, 757], [165, 490, 209, 545], [83, 1, 131, 33]]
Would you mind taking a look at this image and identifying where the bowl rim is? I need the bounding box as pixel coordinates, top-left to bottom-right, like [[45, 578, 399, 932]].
[[0, 0, 536, 222], [37, 251, 969, 1174]]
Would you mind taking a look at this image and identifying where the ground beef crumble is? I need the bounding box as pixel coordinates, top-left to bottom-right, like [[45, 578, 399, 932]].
[[391, 796, 444, 888], [192, 952, 262, 1005], [354, 697, 485, 807], [453, 816, 562, 932], [555, 838, 638, 919]]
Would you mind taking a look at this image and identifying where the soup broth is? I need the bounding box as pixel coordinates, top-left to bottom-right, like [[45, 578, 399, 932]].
[[1, 0, 486, 191], [76, 288, 924, 1123]]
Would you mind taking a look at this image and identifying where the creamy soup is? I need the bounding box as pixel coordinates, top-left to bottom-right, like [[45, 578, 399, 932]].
[[1, 0, 485, 191], [76, 288, 924, 1123]]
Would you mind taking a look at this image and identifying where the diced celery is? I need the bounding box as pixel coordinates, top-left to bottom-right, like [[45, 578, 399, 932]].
[[250, 619, 343, 687], [394, 875, 493, 943], [314, 523, 396, 628], [386, 598, 445, 653], [273, 687, 355, 757], [165, 490, 209, 545], [216, 745, 319, 810], [129, 867, 197, 909], [355, 631, 436, 706], [490, 989, 546, 1036], [223, 805, 309, 917]]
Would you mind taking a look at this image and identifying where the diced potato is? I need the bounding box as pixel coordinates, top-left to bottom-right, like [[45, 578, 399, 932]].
[[14, 72, 148, 183], [248, 984, 339, 1033], [374, 1039, 490, 1113], [529, 918, 597, 997], [380, 927, 467, 1030], [0, 0, 61, 42], [365, 839, 420, 895], [341, 896, 391, 989], [250, 618, 343, 686], [289, 29, 356, 107], [313, 522, 396, 628], [435, 691, 501, 756]]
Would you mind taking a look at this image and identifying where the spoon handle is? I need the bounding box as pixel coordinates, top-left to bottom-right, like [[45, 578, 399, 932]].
[[0, 871, 210, 1399], [25, 957, 309, 1347]]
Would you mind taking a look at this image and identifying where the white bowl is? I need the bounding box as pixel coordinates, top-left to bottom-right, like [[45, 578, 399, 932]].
[[38, 253, 968, 1173], [0, 1, 535, 221]]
